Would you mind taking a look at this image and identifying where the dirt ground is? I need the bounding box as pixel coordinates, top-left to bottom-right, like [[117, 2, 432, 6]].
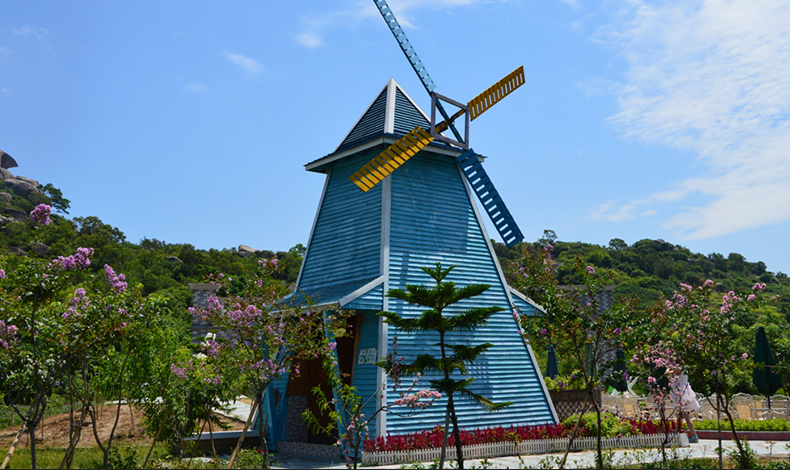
[[0, 404, 246, 450]]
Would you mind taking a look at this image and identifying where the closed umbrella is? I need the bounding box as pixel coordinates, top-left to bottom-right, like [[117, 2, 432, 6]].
[[546, 344, 559, 379], [609, 349, 628, 392], [753, 326, 783, 409]]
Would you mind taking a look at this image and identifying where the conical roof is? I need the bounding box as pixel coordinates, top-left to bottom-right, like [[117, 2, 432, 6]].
[[335, 78, 430, 152], [305, 78, 441, 173]]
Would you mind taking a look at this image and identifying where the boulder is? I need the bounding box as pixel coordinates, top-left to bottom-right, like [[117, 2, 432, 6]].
[[238, 245, 256, 258], [0, 150, 17, 169], [3, 178, 40, 198], [32, 242, 49, 257], [0, 192, 11, 203], [0, 168, 13, 180]]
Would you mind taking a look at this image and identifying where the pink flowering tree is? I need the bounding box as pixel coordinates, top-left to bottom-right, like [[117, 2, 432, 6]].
[[508, 246, 639, 470], [189, 259, 347, 469], [303, 335, 441, 469], [0, 204, 142, 469], [629, 342, 686, 466], [632, 279, 772, 468]]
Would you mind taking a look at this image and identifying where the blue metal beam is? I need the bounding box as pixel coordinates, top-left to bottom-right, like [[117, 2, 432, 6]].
[[456, 149, 524, 247], [373, 0, 465, 145]]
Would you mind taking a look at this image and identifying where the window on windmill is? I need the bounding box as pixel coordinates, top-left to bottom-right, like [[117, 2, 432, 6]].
[[357, 347, 377, 365]]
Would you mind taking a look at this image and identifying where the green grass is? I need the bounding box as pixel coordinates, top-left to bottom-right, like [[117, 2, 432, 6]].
[[5, 444, 169, 469]]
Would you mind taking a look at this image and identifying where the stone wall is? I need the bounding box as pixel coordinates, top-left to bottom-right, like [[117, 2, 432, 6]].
[[189, 283, 238, 343]]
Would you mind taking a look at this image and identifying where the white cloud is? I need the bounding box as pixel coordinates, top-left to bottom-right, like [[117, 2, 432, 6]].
[[557, 0, 581, 10], [224, 52, 264, 76], [13, 26, 48, 41], [295, 32, 324, 49], [296, 0, 488, 46], [600, 0, 790, 239], [183, 83, 208, 93]]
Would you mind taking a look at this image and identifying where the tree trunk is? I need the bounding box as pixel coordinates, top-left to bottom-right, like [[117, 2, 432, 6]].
[[0, 422, 26, 470], [449, 396, 464, 469], [438, 406, 450, 470], [558, 395, 590, 470], [226, 393, 262, 469], [142, 408, 170, 469], [592, 392, 603, 469]]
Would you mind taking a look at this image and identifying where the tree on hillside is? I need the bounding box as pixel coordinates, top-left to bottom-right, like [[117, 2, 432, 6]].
[[379, 263, 510, 469]]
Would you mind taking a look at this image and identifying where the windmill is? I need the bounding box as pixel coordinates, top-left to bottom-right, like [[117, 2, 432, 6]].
[[264, 0, 557, 449], [350, 0, 526, 247]]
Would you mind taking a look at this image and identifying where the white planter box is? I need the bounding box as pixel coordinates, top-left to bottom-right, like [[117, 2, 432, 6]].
[[361, 433, 688, 466]]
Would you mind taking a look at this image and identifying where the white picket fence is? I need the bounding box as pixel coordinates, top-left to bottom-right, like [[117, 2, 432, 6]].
[[361, 433, 688, 466]]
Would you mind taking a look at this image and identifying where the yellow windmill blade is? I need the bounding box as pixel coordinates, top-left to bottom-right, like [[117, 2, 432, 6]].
[[467, 66, 525, 121], [349, 126, 434, 192]]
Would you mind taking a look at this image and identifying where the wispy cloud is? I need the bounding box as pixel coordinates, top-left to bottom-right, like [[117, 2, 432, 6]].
[[224, 52, 264, 76], [183, 83, 208, 93], [295, 32, 324, 49], [599, 0, 790, 239], [13, 26, 49, 41], [556, 0, 581, 10], [295, 0, 488, 48]]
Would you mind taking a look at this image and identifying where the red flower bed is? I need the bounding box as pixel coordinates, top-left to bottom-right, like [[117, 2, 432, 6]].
[[364, 419, 683, 453]]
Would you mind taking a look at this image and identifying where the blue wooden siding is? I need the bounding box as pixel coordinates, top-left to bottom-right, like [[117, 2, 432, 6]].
[[351, 311, 384, 437], [510, 289, 538, 316], [384, 150, 555, 435], [345, 283, 384, 311], [255, 372, 290, 449], [298, 150, 383, 292]]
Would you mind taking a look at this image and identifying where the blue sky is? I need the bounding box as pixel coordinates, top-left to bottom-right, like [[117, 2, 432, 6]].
[[3, 1, 790, 274]]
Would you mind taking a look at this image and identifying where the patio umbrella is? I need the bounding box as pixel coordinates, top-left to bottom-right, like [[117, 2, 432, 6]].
[[609, 349, 628, 392], [546, 344, 559, 379], [753, 326, 783, 408]]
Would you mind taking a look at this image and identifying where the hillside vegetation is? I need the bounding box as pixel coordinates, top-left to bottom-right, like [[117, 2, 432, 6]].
[[2, 177, 788, 394]]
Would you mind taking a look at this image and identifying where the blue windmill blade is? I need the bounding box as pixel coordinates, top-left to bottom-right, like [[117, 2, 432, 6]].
[[373, 0, 465, 145], [456, 149, 524, 247]]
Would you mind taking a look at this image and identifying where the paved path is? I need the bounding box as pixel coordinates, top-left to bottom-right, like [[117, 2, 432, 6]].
[[271, 439, 790, 469]]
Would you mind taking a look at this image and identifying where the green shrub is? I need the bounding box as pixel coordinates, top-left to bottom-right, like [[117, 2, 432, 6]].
[[561, 411, 635, 438], [694, 418, 790, 432]]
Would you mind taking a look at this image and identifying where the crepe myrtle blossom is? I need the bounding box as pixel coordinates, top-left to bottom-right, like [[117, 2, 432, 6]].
[[50, 247, 94, 271], [63, 287, 90, 319], [104, 264, 127, 294], [0, 320, 18, 349], [0, 268, 5, 279], [586, 266, 595, 275], [30, 203, 51, 225], [170, 363, 189, 380]]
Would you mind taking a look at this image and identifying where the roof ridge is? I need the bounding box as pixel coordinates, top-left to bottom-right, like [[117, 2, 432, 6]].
[[333, 78, 430, 153]]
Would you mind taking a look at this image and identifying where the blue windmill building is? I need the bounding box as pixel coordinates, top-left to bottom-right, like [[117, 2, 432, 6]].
[[256, 0, 557, 450]]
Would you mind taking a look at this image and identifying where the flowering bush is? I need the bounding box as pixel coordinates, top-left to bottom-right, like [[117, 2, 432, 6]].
[[629, 278, 772, 467], [187, 259, 347, 468], [363, 414, 679, 453], [0, 204, 144, 469], [508, 245, 641, 468]]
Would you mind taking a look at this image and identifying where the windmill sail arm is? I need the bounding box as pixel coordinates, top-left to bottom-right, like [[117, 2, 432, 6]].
[[456, 149, 524, 247], [373, 0, 436, 94], [373, 0, 466, 145]]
